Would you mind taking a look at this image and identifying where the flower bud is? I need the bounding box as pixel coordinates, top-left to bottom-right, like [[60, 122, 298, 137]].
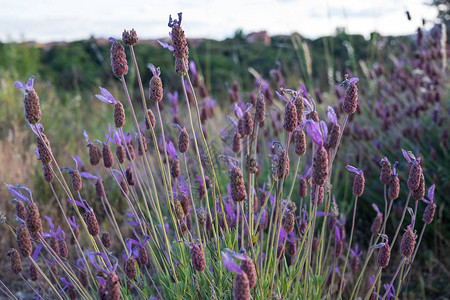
[[326, 123, 340, 149], [412, 173, 425, 201], [145, 108, 156, 130], [114, 101, 125, 128], [312, 147, 328, 186], [380, 158, 392, 184], [26, 202, 42, 234], [388, 175, 400, 200], [294, 97, 304, 124], [110, 38, 128, 77], [400, 227, 416, 258], [276, 149, 290, 180], [232, 133, 242, 153], [71, 170, 82, 191], [294, 130, 306, 156], [95, 179, 104, 198], [116, 144, 126, 164], [15, 200, 27, 221], [50, 237, 59, 255], [16, 224, 32, 257], [407, 161, 422, 190], [335, 240, 343, 258], [287, 239, 297, 257], [371, 214, 383, 235], [169, 13, 189, 59], [190, 244, 205, 272], [233, 272, 250, 300], [29, 263, 38, 281], [149, 71, 163, 102], [106, 272, 121, 300], [229, 165, 247, 202], [255, 93, 265, 123], [178, 127, 189, 153], [311, 184, 324, 206], [312, 237, 319, 254], [353, 173, 365, 196], [125, 165, 135, 186], [137, 135, 147, 156], [43, 163, 55, 182], [173, 200, 185, 220], [342, 77, 358, 114], [298, 177, 308, 198], [377, 243, 391, 268], [175, 56, 189, 75], [83, 210, 99, 237], [88, 144, 101, 166], [24, 88, 41, 125], [122, 29, 138, 46], [283, 101, 298, 132], [423, 202, 436, 224], [70, 227, 79, 245], [126, 140, 135, 161], [59, 239, 68, 258], [103, 144, 114, 168], [36, 133, 52, 164], [282, 210, 295, 234], [240, 256, 256, 289], [125, 257, 137, 279], [101, 232, 111, 248], [171, 159, 181, 179]]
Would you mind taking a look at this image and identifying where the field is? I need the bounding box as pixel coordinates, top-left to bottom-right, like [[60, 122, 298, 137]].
[[0, 10, 449, 300]]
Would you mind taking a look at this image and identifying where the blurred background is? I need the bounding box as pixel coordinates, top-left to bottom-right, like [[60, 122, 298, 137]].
[[0, 0, 448, 298]]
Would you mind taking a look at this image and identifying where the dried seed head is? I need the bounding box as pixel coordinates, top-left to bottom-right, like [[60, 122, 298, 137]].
[[326, 123, 340, 149], [377, 243, 391, 268], [149, 71, 163, 102], [294, 130, 306, 156], [169, 13, 189, 59], [311, 184, 324, 206], [335, 240, 343, 258], [110, 38, 128, 77], [71, 170, 82, 191], [125, 166, 135, 186], [122, 29, 138, 46], [232, 132, 242, 153], [125, 257, 137, 279], [83, 210, 99, 237], [101, 232, 111, 248], [36, 133, 52, 164], [233, 272, 250, 300], [42, 163, 54, 182], [29, 263, 38, 281], [412, 173, 425, 201], [59, 239, 68, 258], [240, 256, 256, 289], [171, 159, 181, 179], [7, 248, 22, 274], [423, 202, 436, 224], [145, 108, 156, 129], [115, 144, 126, 164], [312, 147, 328, 186], [312, 237, 319, 253], [371, 214, 383, 235], [380, 158, 392, 184], [16, 224, 32, 257], [353, 173, 365, 196], [23, 87, 41, 125], [298, 177, 308, 198], [342, 76, 358, 114], [407, 161, 422, 190], [400, 227, 416, 257], [178, 127, 190, 153], [88, 144, 101, 166], [190, 244, 205, 272], [15, 200, 27, 221], [229, 165, 247, 202], [282, 210, 295, 234], [106, 272, 121, 300], [283, 101, 298, 132], [255, 93, 265, 123], [102, 144, 114, 168], [388, 175, 400, 200], [26, 202, 42, 233], [173, 200, 185, 220], [113, 101, 125, 128]]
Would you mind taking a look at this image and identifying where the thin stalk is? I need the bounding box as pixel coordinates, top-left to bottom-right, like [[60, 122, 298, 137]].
[[381, 257, 405, 300]]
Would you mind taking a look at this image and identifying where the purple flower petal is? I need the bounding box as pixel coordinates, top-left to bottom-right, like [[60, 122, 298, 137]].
[[32, 245, 43, 261], [320, 121, 328, 142], [80, 172, 98, 180], [427, 184, 435, 202], [189, 61, 197, 75], [372, 242, 385, 249], [275, 91, 289, 103], [372, 203, 381, 215], [157, 40, 174, 52], [305, 120, 323, 148], [401, 149, 414, 163], [335, 225, 341, 241], [66, 198, 88, 211], [5, 184, 31, 203], [327, 106, 337, 125], [346, 165, 363, 175], [166, 140, 178, 160], [234, 104, 244, 119], [44, 216, 56, 234], [348, 77, 359, 85], [95, 87, 116, 104], [221, 251, 242, 274]]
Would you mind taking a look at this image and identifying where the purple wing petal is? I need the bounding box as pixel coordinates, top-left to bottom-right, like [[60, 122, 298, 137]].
[[305, 120, 323, 148], [327, 106, 337, 125], [189, 61, 197, 75], [32, 245, 43, 260], [157, 40, 174, 51], [372, 203, 381, 215], [401, 149, 412, 163], [13, 81, 28, 93], [221, 251, 242, 274], [428, 184, 435, 202], [5, 184, 30, 203], [348, 77, 359, 85], [275, 91, 289, 103], [320, 121, 328, 142], [234, 104, 243, 119], [346, 165, 363, 175]]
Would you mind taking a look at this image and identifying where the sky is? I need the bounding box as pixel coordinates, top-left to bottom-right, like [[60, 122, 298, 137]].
[[0, 0, 437, 43]]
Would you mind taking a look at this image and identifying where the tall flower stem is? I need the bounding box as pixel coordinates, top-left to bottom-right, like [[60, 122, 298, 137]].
[[337, 195, 359, 299], [381, 257, 405, 300]]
